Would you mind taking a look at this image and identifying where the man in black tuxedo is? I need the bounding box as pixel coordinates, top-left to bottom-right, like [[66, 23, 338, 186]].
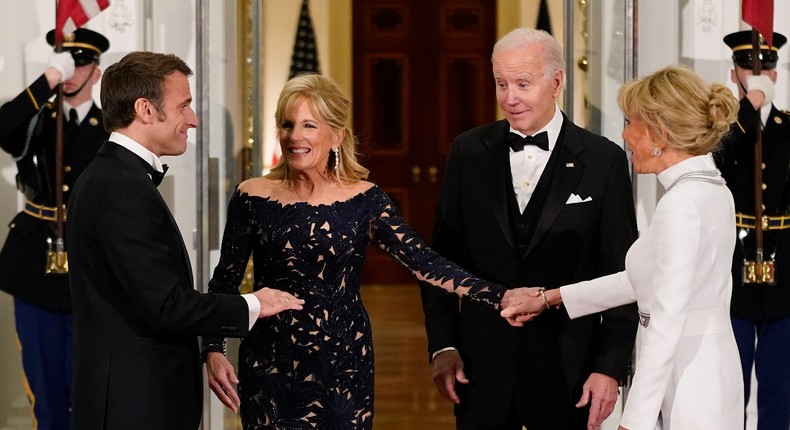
[[420, 28, 639, 430], [0, 28, 108, 430], [67, 51, 304, 430]]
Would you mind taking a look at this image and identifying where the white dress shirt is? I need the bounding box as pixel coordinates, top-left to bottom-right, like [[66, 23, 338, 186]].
[[509, 104, 563, 212], [63, 100, 94, 125]]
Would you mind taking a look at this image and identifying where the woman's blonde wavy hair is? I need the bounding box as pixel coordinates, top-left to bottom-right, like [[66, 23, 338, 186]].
[[268, 73, 369, 183], [617, 65, 738, 155]]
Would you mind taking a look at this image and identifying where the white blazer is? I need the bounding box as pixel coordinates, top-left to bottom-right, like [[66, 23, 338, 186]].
[[561, 154, 743, 430]]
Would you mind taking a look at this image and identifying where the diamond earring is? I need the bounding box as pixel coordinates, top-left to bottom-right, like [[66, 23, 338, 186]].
[[651, 147, 662, 157], [333, 147, 341, 172]]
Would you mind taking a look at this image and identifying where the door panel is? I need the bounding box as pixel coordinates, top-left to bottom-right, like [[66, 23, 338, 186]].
[[354, 0, 495, 283]]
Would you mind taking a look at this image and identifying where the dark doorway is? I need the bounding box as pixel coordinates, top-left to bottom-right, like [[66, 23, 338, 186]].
[[354, 0, 497, 283]]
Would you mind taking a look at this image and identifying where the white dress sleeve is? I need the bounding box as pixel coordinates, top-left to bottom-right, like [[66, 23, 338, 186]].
[[561, 271, 635, 318]]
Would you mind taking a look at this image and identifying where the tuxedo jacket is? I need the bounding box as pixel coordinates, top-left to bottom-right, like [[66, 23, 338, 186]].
[[421, 117, 639, 425], [0, 74, 107, 312], [67, 142, 250, 430], [715, 99, 790, 321]]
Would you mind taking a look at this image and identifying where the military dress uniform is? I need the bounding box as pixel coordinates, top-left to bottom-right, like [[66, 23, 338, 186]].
[[716, 30, 790, 430], [0, 29, 108, 430]]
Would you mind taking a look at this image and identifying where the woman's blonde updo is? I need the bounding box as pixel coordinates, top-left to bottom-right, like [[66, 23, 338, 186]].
[[269, 73, 369, 183], [617, 65, 738, 155]]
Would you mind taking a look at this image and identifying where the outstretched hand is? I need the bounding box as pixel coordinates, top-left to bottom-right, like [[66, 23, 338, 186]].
[[253, 287, 305, 317], [500, 287, 546, 326]]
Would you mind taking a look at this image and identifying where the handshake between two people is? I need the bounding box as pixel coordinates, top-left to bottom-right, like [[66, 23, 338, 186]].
[[500, 287, 562, 327]]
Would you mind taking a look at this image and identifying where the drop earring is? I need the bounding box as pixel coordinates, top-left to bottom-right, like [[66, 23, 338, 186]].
[[651, 147, 662, 157], [333, 147, 341, 173]]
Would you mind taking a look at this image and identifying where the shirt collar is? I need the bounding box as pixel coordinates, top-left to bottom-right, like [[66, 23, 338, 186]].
[[656, 153, 718, 190], [760, 104, 772, 126], [63, 100, 94, 125], [109, 131, 166, 173]]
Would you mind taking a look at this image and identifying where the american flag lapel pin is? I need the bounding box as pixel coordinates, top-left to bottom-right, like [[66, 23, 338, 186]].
[[565, 162, 575, 168]]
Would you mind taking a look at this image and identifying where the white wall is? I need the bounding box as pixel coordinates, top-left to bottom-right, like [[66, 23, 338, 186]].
[[634, 0, 790, 230]]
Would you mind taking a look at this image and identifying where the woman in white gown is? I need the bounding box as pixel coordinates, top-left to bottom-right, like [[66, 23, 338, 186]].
[[501, 65, 743, 430]]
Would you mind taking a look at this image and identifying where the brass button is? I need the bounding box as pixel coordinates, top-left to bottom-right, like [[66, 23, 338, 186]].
[[762, 163, 766, 170], [762, 183, 768, 190], [65, 165, 72, 173], [62, 185, 69, 192], [762, 204, 766, 210], [524, 181, 531, 188]]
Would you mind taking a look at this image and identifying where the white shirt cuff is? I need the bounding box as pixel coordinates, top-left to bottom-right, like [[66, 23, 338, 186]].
[[431, 346, 458, 362], [241, 293, 260, 330]]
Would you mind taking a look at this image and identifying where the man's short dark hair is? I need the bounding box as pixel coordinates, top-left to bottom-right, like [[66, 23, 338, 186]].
[[100, 51, 192, 132]]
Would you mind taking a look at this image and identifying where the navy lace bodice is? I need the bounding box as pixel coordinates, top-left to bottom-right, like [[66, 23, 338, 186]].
[[205, 184, 504, 429]]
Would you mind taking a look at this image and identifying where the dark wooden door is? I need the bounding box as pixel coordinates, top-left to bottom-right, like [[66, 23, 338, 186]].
[[354, 0, 496, 283]]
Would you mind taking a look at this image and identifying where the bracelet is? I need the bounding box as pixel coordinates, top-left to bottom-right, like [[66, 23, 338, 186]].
[[538, 288, 550, 311]]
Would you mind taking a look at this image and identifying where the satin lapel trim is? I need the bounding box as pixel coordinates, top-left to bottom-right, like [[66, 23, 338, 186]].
[[154, 190, 195, 290], [485, 132, 517, 252], [523, 122, 585, 257]]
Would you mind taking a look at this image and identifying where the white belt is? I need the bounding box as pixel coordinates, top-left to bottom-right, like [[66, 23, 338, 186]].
[[682, 307, 731, 337]]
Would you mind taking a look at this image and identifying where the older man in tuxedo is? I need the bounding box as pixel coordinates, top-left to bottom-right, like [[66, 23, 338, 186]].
[[420, 28, 639, 430], [67, 51, 304, 430]]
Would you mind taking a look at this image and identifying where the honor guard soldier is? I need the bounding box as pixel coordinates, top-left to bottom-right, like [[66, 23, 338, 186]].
[[0, 28, 109, 429], [716, 30, 790, 430]]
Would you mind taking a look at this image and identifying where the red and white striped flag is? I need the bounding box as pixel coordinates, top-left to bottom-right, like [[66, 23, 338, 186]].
[[742, 0, 774, 46], [55, 0, 111, 44]]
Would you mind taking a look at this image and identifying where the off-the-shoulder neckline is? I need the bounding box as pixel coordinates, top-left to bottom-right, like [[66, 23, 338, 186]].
[[237, 182, 379, 209]]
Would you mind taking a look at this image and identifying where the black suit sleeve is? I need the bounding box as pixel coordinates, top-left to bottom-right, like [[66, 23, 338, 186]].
[[0, 75, 53, 156], [420, 139, 466, 359], [589, 148, 639, 382], [83, 167, 249, 337]]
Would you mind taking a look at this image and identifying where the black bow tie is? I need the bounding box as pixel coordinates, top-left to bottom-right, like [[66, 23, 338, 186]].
[[151, 164, 169, 186], [508, 131, 549, 152], [141, 160, 169, 187]]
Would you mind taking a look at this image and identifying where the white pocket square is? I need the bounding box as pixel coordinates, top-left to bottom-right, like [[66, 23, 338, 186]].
[[566, 193, 592, 204]]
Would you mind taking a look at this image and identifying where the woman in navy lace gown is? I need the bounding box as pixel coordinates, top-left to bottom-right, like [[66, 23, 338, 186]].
[[203, 74, 508, 429]]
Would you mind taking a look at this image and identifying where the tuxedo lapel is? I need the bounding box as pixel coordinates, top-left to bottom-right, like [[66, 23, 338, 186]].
[[483, 123, 517, 252], [99, 142, 194, 288], [524, 117, 585, 257]]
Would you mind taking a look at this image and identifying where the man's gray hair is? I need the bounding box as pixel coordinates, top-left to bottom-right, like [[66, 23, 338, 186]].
[[492, 28, 565, 79]]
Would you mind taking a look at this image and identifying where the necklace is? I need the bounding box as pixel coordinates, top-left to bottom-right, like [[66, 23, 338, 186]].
[[665, 169, 724, 191]]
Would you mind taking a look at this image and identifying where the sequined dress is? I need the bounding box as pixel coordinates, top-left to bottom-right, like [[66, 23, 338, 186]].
[[205, 184, 504, 430]]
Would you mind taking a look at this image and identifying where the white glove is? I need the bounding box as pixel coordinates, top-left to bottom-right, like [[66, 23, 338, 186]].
[[48, 52, 75, 83], [746, 74, 775, 107]]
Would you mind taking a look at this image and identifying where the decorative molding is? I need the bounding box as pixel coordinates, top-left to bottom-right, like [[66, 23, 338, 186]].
[[107, 0, 134, 32], [696, 0, 717, 32]]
